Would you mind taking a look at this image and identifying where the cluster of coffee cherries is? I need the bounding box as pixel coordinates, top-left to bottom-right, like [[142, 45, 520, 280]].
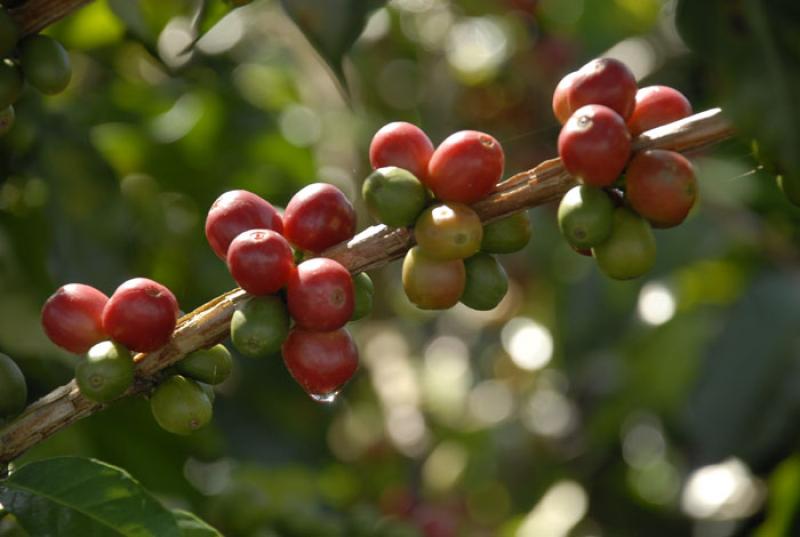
[[553, 58, 696, 279], [365, 122, 531, 311], [39, 279, 216, 434], [206, 186, 364, 404], [0, 7, 72, 135]]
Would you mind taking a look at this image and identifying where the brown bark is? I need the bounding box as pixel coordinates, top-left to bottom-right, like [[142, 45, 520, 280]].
[[0, 108, 735, 463], [8, 0, 92, 35]]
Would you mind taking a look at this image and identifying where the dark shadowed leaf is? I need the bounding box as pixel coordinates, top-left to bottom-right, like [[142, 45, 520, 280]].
[[0, 457, 181, 537]]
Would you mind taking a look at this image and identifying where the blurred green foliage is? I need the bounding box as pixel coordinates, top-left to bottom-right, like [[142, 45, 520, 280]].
[[1, 0, 800, 536]]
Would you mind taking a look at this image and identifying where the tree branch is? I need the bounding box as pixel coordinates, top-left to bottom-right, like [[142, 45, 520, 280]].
[[0, 108, 735, 464], [8, 0, 91, 35]]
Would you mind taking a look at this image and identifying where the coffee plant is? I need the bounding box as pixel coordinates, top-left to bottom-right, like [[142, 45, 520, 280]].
[[0, 1, 798, 536]]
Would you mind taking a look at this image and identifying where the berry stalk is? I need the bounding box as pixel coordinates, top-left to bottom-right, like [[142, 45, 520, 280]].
[[0, 108, 734, 464]]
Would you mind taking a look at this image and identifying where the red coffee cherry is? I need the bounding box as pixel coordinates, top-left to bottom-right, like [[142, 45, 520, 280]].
[[369, 122, 435, 183], [102, 278, 179, 353], [552, 71, 578, 125], [41, 284, 109, 354], [282, 327, 359, 399], [427, 130, 504, 204], [226, 229, 295, 295], [205, 190, 283, 260], [627, 85, 693, 136], [283, 183, 356, 253], [625, 149, 697, 228], [558, 104, 631, 187], [568, 58, 637, 120], [286, 258, 354, 331]]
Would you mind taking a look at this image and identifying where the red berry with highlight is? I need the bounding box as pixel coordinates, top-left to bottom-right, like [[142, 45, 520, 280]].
[[286, 258, 354, 331], [627, 85, 693, 136], [205, 190, 283, 259], [282, 327, 359, 398], [41, 284, 109, 354], [283, 183, 356, 253], [427, 130, 504, 204], [370, 122, 434, 182], [552, 71, 578, 125], [625, 149, 697, 228], [102, 278, 179, 353], [558, 104, 631, 187], [568, 58, 637, 119], [227, 229, 295, 295]]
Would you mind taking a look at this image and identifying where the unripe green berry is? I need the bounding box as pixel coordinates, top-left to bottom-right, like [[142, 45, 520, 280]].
[[362, 166, 428, 227], [0, 59, 22, 109], [176, 344, 233, 385], [230, 295, 290, 358], [480, 212, 531, 254], [75, 341, 134, 403], [557, 185, 614, 249], [0, 353, 27, 421], [150, 375, 212, 435], [19, 35, 71, 95], [460, 253, 508, 311], [351, 272, 374, 321], [592, 207, 656, 280]]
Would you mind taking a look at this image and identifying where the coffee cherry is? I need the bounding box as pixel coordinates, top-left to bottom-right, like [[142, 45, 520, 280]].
[[226, 229, 295, 295], [557, 185, 614, 249], [351, 272, 374, 322], [460, 253, 508, 311], [778, 174, 800, 207], [592, 207, 656, 280], [0, 9, 19, 58], [627, 86, 692, 136], [0, 353, 26, 421], [369, 122, 434, 183], [402, 246, 465, 310], [558, 104, 631, 187], [42, 283, 109, 354], [414, 202, 483, 260], [176, 344, 233, 385], [19, 35, 71, 95], [427, 130, 504, 204], [568, 58, 637, 119], [205, 190, 283, 260], [282, 327, 358, 399], [0, 60, 22, 110], [230, 295, 290, 358], [362, 167, 428, 227], [0, 105, 13, 135], [75, 341, 134, 403], [287, 258, 354, 330], [626, 149, 697, 228], [283, 183, 356, 253], [102, 278, 179, 353], [552, 71, 578, 125], [481, 212, 531, 254], [150, 375, 212, 435]]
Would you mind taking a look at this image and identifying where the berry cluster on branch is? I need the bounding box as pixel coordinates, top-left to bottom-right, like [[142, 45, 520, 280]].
[[0, 108, 734, 465]]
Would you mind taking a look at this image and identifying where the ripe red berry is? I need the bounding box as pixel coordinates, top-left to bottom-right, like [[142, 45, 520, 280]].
[[625, 149, 697, 228], [552, 71, 578, 125], [369, 122, 435, 182], [286, 258, 354, 331], [283, 183, 356, 253], [205, 190, 283, 260], [226, 229, 295, 295], [41, 284, 109, 354], [568, 58, 637, 120], [102, 278, 179, 353], [427, 130, 504, 204], [558, 104, 631, 187], [282, 327, 359, 398], [627, 85, 693, 136]]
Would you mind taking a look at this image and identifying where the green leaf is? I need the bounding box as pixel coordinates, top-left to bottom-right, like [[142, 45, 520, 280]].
[[173, 510, 223, 536], [0, 457, 181, 537], [684, 274, 800, 466], [279, 0, 386, 88], [676, 0, 800, 178]]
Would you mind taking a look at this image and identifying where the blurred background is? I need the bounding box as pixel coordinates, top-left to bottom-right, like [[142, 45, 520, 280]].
[[1, 0, 800, 535]]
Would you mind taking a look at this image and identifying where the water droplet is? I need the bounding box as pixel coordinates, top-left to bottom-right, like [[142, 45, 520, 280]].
[[309, 390, 339, 404]]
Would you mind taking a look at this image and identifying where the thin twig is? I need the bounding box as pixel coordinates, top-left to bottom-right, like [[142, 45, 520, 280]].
[[0, 108, 735, 463]]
